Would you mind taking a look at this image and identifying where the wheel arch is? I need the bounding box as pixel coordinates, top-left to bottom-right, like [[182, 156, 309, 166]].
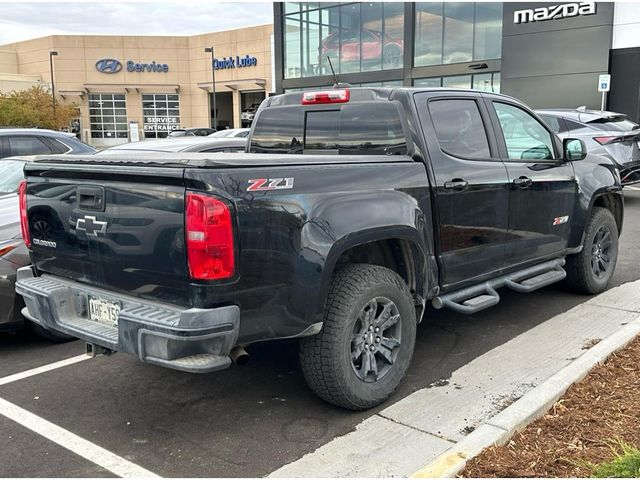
[[318, 229, 429, 324]]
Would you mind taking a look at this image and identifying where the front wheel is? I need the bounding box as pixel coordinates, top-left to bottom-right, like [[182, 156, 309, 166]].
[[299, 264, 416, 410], [565, 207, 619, 294]]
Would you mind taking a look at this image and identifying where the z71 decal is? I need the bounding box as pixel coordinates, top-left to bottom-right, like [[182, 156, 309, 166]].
[[247, 177, 294, 192], [553, 216, 569, 226]]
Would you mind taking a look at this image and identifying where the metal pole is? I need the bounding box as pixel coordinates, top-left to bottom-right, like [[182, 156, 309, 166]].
[[211, 47, 217, 130], [49, 51, 58, 125], [601, 91, 606, 112]]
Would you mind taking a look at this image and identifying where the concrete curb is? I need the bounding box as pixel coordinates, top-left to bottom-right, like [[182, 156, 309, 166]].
[[411, 317, 640, 478]]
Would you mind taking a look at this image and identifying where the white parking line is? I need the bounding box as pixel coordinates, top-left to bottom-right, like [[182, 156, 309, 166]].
[[626, 186, 640, 191], [0, 397, 159, 478], [0, 354, 90, 387]]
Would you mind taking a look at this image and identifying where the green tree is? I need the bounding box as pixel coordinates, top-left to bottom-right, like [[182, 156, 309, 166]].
[[0, 85, 78, 130]]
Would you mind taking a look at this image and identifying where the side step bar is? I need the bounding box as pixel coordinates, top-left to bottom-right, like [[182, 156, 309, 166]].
[[433, 258, 566, 315]]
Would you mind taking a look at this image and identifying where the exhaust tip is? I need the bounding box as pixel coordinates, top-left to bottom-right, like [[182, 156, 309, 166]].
[[230, 345, 250, 365]]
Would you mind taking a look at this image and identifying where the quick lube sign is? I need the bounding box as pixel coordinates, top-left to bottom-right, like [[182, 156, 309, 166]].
[[95, 58, 169, 74], [514, 1, 596, 24], [213, 54, 258, 70]]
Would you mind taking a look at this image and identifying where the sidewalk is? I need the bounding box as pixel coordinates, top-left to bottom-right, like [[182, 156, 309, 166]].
[[270, 280, 640, 478]]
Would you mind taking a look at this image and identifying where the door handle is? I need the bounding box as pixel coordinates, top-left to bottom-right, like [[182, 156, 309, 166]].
[[444, 179, 468, 191], [513, 176, 533, 189]]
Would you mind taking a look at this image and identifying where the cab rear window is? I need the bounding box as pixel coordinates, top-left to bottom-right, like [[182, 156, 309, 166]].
[[250, 102, 407, 155]]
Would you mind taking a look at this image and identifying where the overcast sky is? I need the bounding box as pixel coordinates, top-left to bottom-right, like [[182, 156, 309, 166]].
[[0, 1, 274, 45]]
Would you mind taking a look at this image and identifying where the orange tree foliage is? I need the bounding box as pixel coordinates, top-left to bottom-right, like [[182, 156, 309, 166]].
[[0, 85, 78, 130]]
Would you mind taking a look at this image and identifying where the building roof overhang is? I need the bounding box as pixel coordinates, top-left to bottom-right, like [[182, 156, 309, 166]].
[[197, 78, 266, 92]]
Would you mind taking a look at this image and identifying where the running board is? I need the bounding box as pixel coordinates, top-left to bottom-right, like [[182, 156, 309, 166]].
[[433, 258, 566, 315]]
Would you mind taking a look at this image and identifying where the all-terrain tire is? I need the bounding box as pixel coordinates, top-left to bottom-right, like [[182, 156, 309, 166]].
[[565, 207, 619, 294], [299, 264, 416, 410]]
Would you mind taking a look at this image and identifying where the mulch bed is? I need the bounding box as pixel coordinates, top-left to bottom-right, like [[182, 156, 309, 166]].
[[462, 336, 640, 477]]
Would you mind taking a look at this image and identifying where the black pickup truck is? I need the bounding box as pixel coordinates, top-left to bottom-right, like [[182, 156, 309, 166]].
[[16, 87, 622, 410]]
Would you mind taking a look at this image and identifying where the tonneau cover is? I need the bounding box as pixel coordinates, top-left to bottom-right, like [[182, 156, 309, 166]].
[[25, 152, 414, 169]]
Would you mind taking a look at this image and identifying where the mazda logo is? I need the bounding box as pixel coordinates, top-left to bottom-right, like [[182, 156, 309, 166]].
[[95, 58, 123, 74]]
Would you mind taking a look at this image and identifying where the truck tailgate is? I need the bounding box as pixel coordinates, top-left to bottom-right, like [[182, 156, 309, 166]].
[[24, 163, 191, 306]]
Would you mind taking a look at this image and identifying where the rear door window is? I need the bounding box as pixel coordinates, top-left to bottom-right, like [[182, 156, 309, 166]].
[[428, 99, 491, 159], [8, 136, 54, 156]]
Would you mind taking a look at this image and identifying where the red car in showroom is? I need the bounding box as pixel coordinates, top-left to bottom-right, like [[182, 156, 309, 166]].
[[320, 29, 403, 69]]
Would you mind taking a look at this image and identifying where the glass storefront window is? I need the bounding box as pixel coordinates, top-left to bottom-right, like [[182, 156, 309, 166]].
[[414, 77, 442, 87], [443, 3, 474, 64], [415, 3, 443, 67], [339, 3, 361, 74], [474, 3, 502, 61], [442, 74, 472, 89], [89, 93, 127, 139], [284, 2, 405, 79], [414, 2, 502, 67], [285, 14, 302, 78], [142, 94, 180, 139], [415, 72, 500, 91]]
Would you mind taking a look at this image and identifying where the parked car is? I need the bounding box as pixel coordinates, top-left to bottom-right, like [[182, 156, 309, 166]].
[[209, 128, 251, 138], [0, 128, 96, 159], [0, 157, 73, 341], [167, 128, 216, 137], [16, 87, 622, 410], [240, 105, 261, 124], [96, 137, 247, 154], [320, 29, 404, 68], [537, 107, 640, 185]]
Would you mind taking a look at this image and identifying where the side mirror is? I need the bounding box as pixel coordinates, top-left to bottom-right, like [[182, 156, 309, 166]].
[[563, 138, 587, 161]]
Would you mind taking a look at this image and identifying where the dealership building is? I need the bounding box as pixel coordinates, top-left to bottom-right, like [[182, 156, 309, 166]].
[[1, 2, 640, 147], [274, 2, 640, 122], [0, 25, 273, 146]]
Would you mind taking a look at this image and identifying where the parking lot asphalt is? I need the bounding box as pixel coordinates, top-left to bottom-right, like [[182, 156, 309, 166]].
[[1, 189, 639, 478]]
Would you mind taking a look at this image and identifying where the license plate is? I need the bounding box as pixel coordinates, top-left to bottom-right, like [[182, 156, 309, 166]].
[[88, 296, 120, 327]]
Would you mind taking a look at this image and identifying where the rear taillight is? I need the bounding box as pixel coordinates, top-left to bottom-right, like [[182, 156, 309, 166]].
[[301, 89, 350, 105], [593, 136, 621, 145], [18, 180, 31, 248], [185, 192, 234, 280]]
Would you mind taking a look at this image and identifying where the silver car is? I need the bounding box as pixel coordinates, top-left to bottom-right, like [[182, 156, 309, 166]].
[[537, 107, 640, 185]]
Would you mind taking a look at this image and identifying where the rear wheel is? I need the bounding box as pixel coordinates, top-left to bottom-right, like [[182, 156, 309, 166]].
[[565, 207, 618, 294], [299, 264, 416, 410]]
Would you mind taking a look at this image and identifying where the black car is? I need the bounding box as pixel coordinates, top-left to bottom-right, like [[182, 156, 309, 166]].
[[17, 87, 622, 409], [0, 128, 96, 159], [167, 128, 216, 138]]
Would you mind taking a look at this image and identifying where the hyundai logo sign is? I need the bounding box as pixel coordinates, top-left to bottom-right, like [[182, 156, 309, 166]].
[[95, 58, 123, 74]]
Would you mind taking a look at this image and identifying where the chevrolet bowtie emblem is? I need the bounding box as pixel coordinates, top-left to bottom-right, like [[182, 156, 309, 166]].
[[76, 215, 107, 237]]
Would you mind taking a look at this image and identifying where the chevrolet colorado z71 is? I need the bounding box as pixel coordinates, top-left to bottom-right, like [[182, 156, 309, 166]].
[[16, 88, 622, 410]]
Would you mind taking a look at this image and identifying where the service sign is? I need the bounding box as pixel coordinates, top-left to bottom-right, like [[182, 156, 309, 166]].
[[144, 116, 179, 132]]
